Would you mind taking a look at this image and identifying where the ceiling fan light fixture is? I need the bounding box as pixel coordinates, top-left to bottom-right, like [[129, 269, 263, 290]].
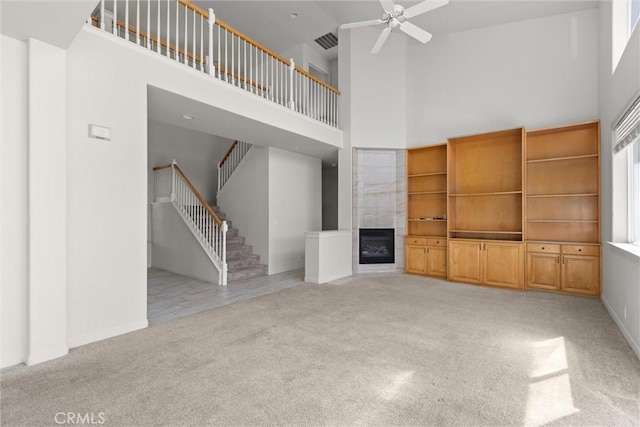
[[341, 0, 448, 53]]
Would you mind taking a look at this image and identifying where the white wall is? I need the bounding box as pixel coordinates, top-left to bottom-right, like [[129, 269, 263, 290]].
[[28, 38, 69, 365], [1, 35, 29, 368], [268, 147, 322, 274], [346, 28, 408, 149], [598, 1, 640, 359], [407, 9, 599, 147], [148, 120, 233, 204], [217, 146, 270, 267]]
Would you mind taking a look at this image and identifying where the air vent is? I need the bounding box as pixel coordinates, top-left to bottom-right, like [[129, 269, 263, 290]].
[[314, 32, 338, 50]]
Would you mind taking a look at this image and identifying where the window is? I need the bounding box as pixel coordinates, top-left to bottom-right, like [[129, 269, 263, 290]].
[[613, 0, 640, 72], [631, 0, 640, 34], [614, 94, 640, 245], [631, 141, 640, 244]]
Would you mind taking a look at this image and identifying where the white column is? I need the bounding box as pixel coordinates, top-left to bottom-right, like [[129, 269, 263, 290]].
[[27, 39, 69, 365]]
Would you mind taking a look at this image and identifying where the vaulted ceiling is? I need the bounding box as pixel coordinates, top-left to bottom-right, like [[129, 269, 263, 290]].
[[194, 0, 599, 61]]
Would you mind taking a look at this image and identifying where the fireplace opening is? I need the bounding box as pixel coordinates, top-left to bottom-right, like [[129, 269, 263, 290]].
[[359, 228, 395, 264]]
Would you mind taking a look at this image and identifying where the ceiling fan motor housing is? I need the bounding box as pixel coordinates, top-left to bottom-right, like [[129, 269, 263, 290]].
[[382, 4, 406, 26]]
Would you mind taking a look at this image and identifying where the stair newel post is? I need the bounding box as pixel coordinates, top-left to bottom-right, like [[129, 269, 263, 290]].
[[207, 8, 215, 76], [170, 159, 177, 202], [221, 220, 228, 286], [217, 161, 222, 193], [289, 58, 295, 110]]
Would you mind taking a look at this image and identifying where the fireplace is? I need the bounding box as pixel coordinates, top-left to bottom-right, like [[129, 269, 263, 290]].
[[359, 228, 395, 264]]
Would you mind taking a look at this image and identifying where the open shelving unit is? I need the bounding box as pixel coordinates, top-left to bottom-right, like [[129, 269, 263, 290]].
[[407, 144, 448, 238], [525, 121, 600, 243], [447, 128, 524, 241]]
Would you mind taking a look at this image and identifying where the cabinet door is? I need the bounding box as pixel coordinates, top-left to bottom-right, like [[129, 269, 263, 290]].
[[426, 247, 447, 277], [406, 245, 427, 274], [562, 255, 600, 296], [484, 242, 523, 289], [449, 241, 482, 284], [527, 252, 561, 291]]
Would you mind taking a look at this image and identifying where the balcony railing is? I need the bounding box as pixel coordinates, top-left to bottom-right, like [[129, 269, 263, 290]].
[[90, 0, 340, 127]]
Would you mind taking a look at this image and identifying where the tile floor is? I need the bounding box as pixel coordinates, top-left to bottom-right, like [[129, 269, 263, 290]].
[[147, 268, 306, 325]]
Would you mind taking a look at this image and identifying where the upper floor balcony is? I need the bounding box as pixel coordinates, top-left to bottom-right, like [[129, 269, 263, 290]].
[[89, 0, 341, 129]]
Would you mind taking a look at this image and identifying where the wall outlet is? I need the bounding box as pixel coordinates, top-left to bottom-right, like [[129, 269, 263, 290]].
[[624, 306, 627, 320]]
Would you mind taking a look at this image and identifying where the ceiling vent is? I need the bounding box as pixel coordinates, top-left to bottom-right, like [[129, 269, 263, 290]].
[[314, 32, 338, 50]]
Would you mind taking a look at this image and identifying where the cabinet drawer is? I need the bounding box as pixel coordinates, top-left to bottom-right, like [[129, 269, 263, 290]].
[[562, 244, 599, 256], [527, 243, 560, 254], [406, 237, 427, 246], [427, 238, 447, 247]]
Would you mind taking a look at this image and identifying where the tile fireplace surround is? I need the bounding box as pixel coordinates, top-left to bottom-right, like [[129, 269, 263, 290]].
[[352, 148, 406, 273]]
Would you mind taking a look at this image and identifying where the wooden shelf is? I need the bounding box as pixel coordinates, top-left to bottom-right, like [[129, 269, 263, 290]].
[[450, 230, 522, 235], [527, 153, 598, 163], [408, 191, 447, 195], [527, 193, 598, 198], [449, 191, 522, 197], [527, 220, 598, 223], [408, 172, 446, 177]]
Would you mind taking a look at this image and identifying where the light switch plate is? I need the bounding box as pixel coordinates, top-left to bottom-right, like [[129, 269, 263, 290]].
[[89, 124, 111, 141]]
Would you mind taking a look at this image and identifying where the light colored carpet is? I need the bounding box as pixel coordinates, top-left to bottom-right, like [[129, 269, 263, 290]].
[[2, 274, 639, 426]]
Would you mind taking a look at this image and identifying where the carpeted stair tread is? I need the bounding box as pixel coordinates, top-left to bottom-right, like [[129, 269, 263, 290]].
[[227, 264, 268, 282], [203, 204, 268, 283], [226, 254, 261, 270]]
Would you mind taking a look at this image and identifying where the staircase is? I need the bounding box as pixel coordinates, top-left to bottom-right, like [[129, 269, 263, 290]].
[[209, 205, 268, 282]]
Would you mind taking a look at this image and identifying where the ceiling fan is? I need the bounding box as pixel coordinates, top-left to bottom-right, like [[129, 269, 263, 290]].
[[340, 0, 449, 54]]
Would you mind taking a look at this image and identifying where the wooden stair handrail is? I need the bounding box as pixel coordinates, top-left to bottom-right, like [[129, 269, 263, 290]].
[[173, 164, 223, 226], [177, 0, 341, 95], [152, 163, 173, 171], [93, 2, 341, 94], [218, 141, 239, 167], [92, 16, 268, 92], [153, 163, 223, 226]]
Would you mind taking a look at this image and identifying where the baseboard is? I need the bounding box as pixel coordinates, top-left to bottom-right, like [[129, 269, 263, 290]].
[[67, 319, 149, 349], [27, 345, 69, 366], [601, 295, 640, 360]]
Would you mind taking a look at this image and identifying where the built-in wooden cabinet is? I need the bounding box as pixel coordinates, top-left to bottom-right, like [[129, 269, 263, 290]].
[[449, 239, 524, 289], [405, 121, 600, 297], [446, 128, 525, 290], [527, 243, 600, 296], [525, 121, 601, 296], [406, 237, 447, 277], [405, 144, 448, 278]]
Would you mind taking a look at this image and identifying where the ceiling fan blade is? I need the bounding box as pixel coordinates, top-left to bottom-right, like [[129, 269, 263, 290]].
[[399, 21, 432, 44], [340, 19, 384, 30], [404, 0, 449, 19], [379, 0, 395, 13], [371, 27, 392, 54]]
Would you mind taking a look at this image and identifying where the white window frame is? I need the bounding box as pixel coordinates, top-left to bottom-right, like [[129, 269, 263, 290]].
[[629, 141, 640, 245]]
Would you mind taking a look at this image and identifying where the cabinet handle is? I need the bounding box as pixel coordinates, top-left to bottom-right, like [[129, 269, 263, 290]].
[[562, 256, 565, 264], [541, 246, 545, 250], [426, 248, 430, 254], [557, 255, 560, 264]]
